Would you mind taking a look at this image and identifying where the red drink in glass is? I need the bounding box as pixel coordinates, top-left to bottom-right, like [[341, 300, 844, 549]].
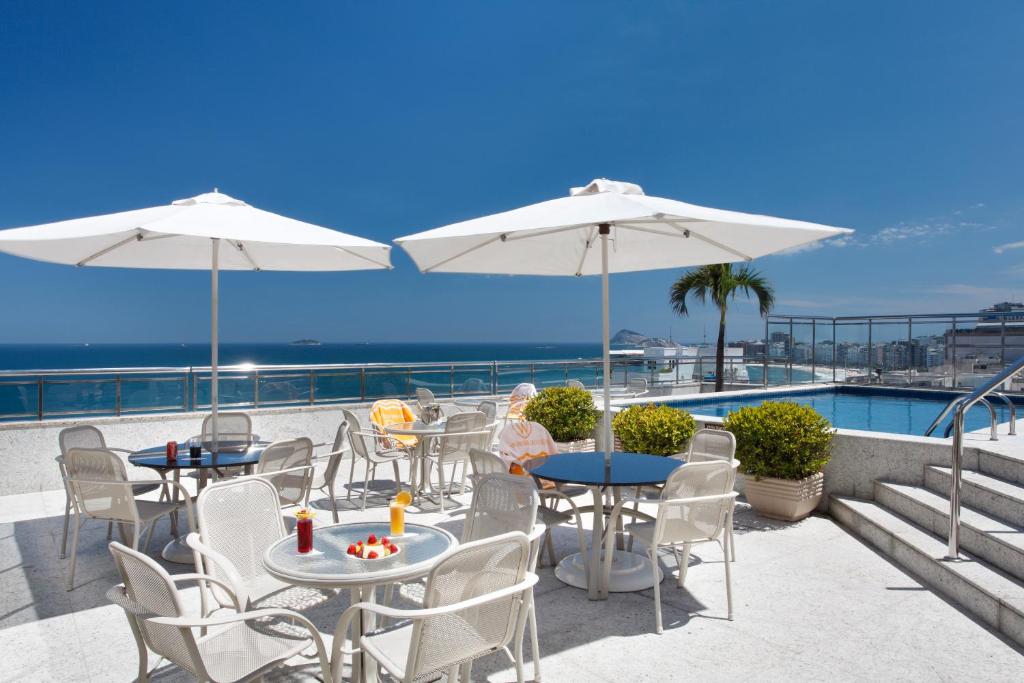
[[296, 515, 313, 553], [166, 441, 178, 462]]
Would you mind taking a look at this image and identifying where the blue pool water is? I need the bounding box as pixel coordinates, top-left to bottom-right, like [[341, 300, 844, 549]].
[[662, 386, 1019, 437]]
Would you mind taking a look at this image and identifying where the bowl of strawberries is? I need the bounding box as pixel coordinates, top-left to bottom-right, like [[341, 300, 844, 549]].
[[346, 533, 401, 560]]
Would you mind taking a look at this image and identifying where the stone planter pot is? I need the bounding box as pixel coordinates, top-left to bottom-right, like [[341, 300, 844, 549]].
[[556, 438, 596, 453], [743, 472, 823, 521]]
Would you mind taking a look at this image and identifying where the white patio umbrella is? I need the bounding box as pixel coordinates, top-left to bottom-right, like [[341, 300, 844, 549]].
[[396, 178, 853, 460], [0, 190, 392, 443]]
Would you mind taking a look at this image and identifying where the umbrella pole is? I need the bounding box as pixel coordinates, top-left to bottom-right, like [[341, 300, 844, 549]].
[[210, 238, 219, 451], [599, 224, 612, 468]]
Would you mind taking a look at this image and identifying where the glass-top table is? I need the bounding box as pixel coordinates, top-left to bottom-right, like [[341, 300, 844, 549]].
[[263, 521, 457, 587], [129, 439, 268, 564], [264, 521, 457, 683], [531, 452, 684, 600]]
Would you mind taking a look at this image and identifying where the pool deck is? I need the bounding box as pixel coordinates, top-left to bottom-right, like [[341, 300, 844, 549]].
[[1, 457, 1021, 681]]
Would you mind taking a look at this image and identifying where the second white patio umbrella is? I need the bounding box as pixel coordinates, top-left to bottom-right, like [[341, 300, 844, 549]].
[[0, 190, 392, 444], [396, 178, 852, 459]]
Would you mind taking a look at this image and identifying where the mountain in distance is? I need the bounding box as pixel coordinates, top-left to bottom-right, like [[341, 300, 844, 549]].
[[610, 329, 681, 348], [290, 339, 321, 346]]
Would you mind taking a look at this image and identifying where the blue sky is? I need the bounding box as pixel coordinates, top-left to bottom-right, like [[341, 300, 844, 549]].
[[1, 1, 1023, 344]]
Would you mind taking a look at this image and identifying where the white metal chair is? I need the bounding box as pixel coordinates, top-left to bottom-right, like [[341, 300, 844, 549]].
[[566, 379, 586, 390], [478, 399, 500, 447], [200, 411, 254, 447], [605, 460, 737, 633], [107, 540, 330, 683], [427, 411, 490, 510], [687, 428, 737, 463], [334, 532, 538, 683], [628, 376, 649, 396], [255, 437, 314, 509], [63, 447, 191, 591], [343, 408, 406, 510], [310, 419, 351, 522], [56, 424, 163, 560], [415, 387, 436, 414], [187, 476, 337, 617]]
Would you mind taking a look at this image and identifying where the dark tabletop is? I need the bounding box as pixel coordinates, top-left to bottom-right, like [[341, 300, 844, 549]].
[[530, 452, 683, 487], [129, 441, 268, 470]]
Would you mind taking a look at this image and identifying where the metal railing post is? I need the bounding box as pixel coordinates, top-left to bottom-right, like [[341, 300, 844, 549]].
[[491, 361, 498, 395], [309, 370, 315, 405], [449, 365, 455, 397], [811, 321, 816, 383], [37, 377, 43, 421], [949, 406, 964, 557], [867, 319, 873, 383], [359, 368, 366, 401], [115, 375, 122, 416], [832, 317, 837, 383], [253, 369, 260, 407], [951, 317, 958, 388]]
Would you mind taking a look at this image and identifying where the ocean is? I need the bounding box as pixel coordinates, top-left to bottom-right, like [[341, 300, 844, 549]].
[[0, 343, 812, 421], [0, 342, 605, 371]]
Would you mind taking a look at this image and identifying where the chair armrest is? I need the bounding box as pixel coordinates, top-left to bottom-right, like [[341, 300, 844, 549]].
[[331, 573, 539, 657], [658, 491, 739, 507], [185, 533, 249, 608]]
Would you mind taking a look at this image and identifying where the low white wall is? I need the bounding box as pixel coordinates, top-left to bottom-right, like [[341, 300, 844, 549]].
[[0, 402, 382, 496]]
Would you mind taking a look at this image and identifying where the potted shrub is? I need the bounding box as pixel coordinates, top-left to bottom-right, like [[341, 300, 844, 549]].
[[612, 403, 697, 456], [523, 386, 598, 452], [723, 401, 835, 521]]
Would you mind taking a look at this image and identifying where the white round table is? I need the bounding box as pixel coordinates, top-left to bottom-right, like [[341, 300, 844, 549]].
[[263, 521, 457, 683], [383, 420, 447, 505]]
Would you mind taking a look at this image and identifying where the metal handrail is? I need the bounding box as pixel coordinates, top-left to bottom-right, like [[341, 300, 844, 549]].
[[924, 395, 1000, 440], [947, 355, 1024, 557], [991, 392, 1017, 436], [940, 398, 998, 440]]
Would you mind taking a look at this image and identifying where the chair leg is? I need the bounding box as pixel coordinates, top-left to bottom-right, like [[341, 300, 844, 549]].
[[678, 543, 692, 586], [528, 593, 542, 681], [544, 529, 556, 567], [59, 494, 71, 559], [347, 456, 356, 501], [328, 481, 339, 523], [124, 614, 150, 683], [723, 538, 734, 621], [391, 460, 401, 499], [459, 462, 468, 494], [651, 547, 663, 634], [66, 515, 81, 591], [131, 523, 141, 551], [107, 521, 113, 540], [362, 463, 375, 511], [437, 460, 447, 512], [143, 520, 157, 554], [459, 660, 474, 683], [729, 525, 736, 562]]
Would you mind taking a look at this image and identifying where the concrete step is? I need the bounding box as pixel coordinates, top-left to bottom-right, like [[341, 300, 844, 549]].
[[873, 481, 1024, 582], [978, 447, 1024, 486], [830, 495, 1024, 647], [925, 466, 1024, 527]]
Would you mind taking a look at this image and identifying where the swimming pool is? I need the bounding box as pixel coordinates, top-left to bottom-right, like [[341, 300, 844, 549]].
[[659, 386, 1019, 437]]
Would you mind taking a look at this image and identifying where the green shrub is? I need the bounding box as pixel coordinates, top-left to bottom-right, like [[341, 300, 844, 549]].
[[523, 386, 598, 442], [722, 401, 834, 480], [612, 403, 697, 456]]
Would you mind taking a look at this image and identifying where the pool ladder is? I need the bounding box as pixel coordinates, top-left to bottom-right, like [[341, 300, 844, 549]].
[[937, 358, 1024, 558]]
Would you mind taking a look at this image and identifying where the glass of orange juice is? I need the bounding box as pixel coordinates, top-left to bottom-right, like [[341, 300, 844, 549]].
[[390, 490, 411, 536]]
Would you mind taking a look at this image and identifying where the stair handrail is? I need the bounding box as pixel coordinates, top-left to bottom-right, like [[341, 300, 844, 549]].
[[991, 392, 1017, 436], [948, 357, 1024, 558], [940, 397, 998, 440], [924, 395, 967, 437]]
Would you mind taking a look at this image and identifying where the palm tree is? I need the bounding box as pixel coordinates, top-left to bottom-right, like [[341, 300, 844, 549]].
[[670, 264, 775, 392]]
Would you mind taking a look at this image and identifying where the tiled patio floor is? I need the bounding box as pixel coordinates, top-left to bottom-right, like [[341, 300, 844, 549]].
[[1, 462, 1021, 681]]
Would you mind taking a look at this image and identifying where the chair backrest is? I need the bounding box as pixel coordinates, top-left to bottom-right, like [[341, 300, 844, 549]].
[[628, 376, 648, 394], [464, 473, 538, 543], [478, 400, 497, 424], [415, 387, 436, 410], [657, 460, 736, 544], [316, 417, 350, 488], [108, 541, 200, 675], [342, 409, 373, 461], [507, 383, 537, 420], [566, 379, 586, 390], [469, 448, 508, 477], [256, 437, 313, 506], [201, 412, 253, 447], [687, 428, 737, 463], [65, 448, 136, 521], [437, 411, 488, 463], [196, 476, 286, 606], [59, 425, 107, 456], [408, 532, 531, 681], [497, 421, 558, 471]]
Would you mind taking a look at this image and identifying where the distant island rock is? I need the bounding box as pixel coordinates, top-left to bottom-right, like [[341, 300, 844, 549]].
[[290, 339, 321, 346], [611, 328, 681, 348]]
